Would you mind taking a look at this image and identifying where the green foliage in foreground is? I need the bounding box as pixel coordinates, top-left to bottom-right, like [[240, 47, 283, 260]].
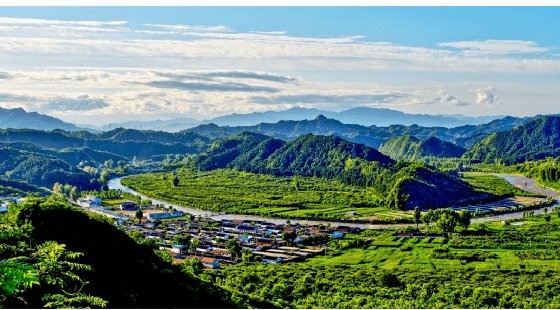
[[0, 198, 261, 309], [211, 214, 560, 308]]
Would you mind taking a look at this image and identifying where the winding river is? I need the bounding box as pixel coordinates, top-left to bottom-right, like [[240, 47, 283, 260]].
[[108, 173, 559, 229]]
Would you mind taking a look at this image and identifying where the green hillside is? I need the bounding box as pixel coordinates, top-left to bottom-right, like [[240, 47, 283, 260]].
[[0, 147, 94, 189], [463, 116, 560, 164], [379, 136, 466, 162], [0, 178, 50, 197]]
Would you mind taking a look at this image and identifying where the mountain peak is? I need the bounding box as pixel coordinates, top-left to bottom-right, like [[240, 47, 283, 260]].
[[314, 115, 328, 121]]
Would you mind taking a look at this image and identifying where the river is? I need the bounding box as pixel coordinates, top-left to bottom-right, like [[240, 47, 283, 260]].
[[108, 173, 560, 229]]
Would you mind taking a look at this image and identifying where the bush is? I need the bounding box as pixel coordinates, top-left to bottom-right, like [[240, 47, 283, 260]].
[[400, 245, 413, 251]]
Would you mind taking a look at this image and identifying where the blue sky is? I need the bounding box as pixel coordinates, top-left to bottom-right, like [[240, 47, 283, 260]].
[[0, 7, 559, 125]]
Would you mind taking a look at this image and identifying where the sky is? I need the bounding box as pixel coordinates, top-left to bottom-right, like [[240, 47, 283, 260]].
[[0, 7, 559, 125]]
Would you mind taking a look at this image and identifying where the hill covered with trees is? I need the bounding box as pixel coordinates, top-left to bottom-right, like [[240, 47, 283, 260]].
[[0, 128, 211, 159], [186, 132, 483, 210], [463, 116, 560, 164], [0, 147, 95, 190], [378, 136, 466, 162]]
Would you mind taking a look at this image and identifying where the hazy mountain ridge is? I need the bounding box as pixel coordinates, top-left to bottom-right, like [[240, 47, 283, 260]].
[[185, 114, 540, 149], [0, 106, 91, 132], [201, 107, 504, 128]]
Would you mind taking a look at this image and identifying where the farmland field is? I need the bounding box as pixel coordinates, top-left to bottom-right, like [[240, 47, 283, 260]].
[[121, 169, 415, 222]]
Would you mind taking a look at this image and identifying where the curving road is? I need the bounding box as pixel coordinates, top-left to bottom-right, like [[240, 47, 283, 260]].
[[108, 173, 559, 229]]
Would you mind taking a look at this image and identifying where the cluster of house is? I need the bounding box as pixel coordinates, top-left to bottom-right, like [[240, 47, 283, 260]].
[[116, 217, 361, 269], [0, 196, 26, 214], [76, 195, 130, 221], [118, 201, 184, 220]]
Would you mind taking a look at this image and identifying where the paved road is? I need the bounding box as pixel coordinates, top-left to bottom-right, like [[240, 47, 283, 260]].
[[109, 173, 560, 229]]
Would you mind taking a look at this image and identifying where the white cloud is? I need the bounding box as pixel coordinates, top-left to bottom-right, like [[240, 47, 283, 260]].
[[439, 40, 548, 55], [144, 23, 232, 32], [0, 17, 127, 26], [470, 86, 499, 107]]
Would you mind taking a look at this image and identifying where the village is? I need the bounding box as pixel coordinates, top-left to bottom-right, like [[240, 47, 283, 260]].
[[74, 194, 359, 270]]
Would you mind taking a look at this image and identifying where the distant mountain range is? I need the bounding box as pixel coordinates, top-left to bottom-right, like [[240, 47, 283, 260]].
[[0, 107, 88, 132], [78, 107, 507, 132], [185, 114, 540, 149], [201, 107, 505, 128]]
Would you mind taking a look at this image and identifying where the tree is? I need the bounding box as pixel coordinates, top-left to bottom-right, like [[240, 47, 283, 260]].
[[225, 239, 241, 261], [100, 171, 110, 186], [413, 206, 421, 228], [104, 159, 114, 169], [129, 231, 144, 243], [436, 213, 456, 234], [189, 239, 201, 252], [545, 215, 552, 222], [544, 207, 548, 214], [281, 231, 297, 246], [135, 210, 143, 224], [188, 258, 203, 275], [174, 234, 191, 245], [171, 176, 179, 187], [458, 210, 473, 230]]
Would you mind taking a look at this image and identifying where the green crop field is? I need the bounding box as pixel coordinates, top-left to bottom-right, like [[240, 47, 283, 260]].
[[210, 212, 560, 308], [121, 169, 413, 222]]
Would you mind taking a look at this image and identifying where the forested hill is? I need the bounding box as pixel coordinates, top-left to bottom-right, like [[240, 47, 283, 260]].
[[0, 178, 50, 197], [185, 114, 540, 149], [0, 147, 93, 189], [0, 106, 86, 131], [194, 132, 394, 177], [463, 116, 560, 164], [191, 133, 483, 209], [379, 136, 467, 161], [0, 128, 210, 159], [3, 142, 127, 166]]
